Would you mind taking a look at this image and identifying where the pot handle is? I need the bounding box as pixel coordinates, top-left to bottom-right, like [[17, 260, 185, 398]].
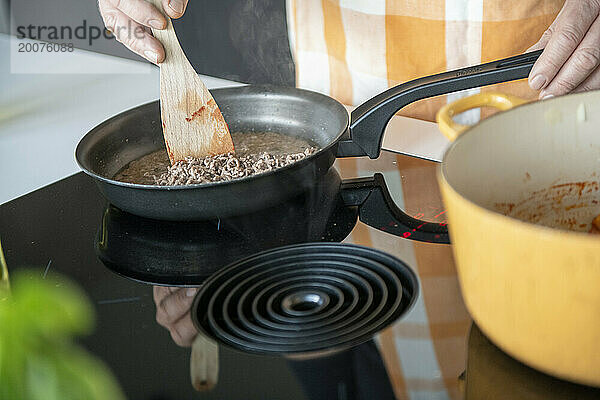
[[336, 50, 542, 158], [341, 173, 450, 244], [436, 92, 528, 141]]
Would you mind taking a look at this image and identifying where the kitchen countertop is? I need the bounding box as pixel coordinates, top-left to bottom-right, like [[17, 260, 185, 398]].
[[2, 147, 599, 399], [0, 33, 448, 205]]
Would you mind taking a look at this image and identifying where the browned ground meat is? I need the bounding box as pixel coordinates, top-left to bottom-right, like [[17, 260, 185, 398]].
[[114, 132, 321, 186], [153, 147, 318, 185]]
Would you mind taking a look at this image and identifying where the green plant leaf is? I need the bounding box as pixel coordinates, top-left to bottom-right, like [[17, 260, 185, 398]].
[[0, 271, 126, 400], [12, 271, 94, 338], [26, 354, 60, 400]]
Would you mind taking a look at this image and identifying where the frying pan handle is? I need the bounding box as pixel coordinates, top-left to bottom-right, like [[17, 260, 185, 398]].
[[336, 50, 543, 158], [340, 173, 449, 244]]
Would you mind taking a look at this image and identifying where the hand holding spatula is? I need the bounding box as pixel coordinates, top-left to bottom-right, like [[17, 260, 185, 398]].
[[147, 0, 234, 163]]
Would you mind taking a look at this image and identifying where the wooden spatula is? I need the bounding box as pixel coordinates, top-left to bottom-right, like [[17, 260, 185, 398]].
[[148, 0, 234, 163], [190, 333, 219, 391]]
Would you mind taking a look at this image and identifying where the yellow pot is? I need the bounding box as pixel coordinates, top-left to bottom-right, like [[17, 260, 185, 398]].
[[436, 91, 600, 386]]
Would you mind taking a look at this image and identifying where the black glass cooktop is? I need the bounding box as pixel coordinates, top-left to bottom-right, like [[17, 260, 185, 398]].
[[1, 150, 599, 399]]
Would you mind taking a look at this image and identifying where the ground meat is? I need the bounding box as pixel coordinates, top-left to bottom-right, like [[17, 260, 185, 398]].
[[152, 147, 318, 185]]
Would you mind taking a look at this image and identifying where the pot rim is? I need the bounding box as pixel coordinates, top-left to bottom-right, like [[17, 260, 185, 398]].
[[439, 90, 600, 240]]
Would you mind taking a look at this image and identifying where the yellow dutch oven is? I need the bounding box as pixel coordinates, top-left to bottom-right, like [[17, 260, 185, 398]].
[[436, 91, 600, 386]]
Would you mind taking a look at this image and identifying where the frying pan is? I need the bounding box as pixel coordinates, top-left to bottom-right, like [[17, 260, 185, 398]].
[[76, 50, 542, 243], [95, 165, 434, 285], [95, 168, 359, 286]]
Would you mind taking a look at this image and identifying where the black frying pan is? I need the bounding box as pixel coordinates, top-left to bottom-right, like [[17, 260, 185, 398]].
[[76, 50, 542, 243], [95, 168, 358, 285]]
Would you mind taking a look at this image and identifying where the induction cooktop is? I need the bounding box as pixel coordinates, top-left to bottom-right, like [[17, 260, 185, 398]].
[[2, 150, 598, 399]]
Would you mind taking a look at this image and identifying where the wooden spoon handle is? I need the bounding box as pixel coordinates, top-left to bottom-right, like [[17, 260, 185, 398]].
[[145, 0, 234, 162], [147, 0, 207, 91], [190, 333, 219, 391]]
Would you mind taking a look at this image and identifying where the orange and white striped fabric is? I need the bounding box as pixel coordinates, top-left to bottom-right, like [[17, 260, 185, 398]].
[[287, 4, 565, 398], [286, 0, 564, 122], [337, 154, 469, 400]]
